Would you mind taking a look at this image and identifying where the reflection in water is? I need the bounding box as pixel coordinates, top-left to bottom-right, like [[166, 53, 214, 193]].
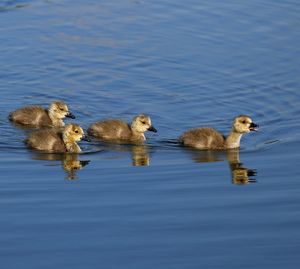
[[186, 149, 257, 184], [226, 150, 257, 184], [62, 155, 90, 180], [31, 153, 90, 180], [131, 145, 150, 166], [96, 142, 151, 166]]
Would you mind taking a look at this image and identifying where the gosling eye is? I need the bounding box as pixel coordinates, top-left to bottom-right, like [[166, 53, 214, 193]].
[[60, 108, 65, 111], [242, 120, 246, 124], [141, 121, 146, 124], [74, 130, 79, 134]]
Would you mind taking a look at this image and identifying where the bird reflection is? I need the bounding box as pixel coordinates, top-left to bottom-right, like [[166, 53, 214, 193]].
[[62, 154, 90, 180], [226, 149, 257, 184], [131, 145, 150, 166], [31, 153, 90, 180], [97, 143, 151, 166], [186, 149, 257, 184]]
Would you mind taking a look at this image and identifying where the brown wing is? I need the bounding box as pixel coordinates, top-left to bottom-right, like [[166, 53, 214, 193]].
[[26, 129, 66, 152], [51, 132, 67, 152], [37, 110, 53, 127], [9, 106, 52, 127], [88, 120, 132, 140], [180, 127, 225, 149]]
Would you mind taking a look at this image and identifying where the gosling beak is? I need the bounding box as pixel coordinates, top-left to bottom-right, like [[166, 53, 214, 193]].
[[148, 125, 157, 133], [66, 112, 76, 119], [249, 122, 259, 132], [81, 134, 91, 142]]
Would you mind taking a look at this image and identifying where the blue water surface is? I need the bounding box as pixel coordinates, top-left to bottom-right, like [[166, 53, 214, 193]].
[[0, 0, 300, 268]]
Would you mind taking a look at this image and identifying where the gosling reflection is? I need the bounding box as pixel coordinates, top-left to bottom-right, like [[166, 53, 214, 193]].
[[98, 143, 151, 166], [226, 149, 257, 184], [131, 145, 150, 166], [186, 149, 257, 184], [31, 153, 90, 180], [62, 154, 90, 180]]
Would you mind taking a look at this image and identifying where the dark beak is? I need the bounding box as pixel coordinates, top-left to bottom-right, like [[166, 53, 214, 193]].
[[81, 134, 91, 142], [148, 125, 157, 133], [249, 122, 259, 131], [66, 112, 75, 119]]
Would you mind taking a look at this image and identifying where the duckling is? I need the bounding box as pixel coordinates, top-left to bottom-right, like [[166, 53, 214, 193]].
[[88, 114, 157, 144], [179, 115, 258, 150], [25, 123, 90, 153], [9, 101, 75, 127]]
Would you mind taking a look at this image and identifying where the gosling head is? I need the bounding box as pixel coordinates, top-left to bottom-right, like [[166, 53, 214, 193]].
[[131, 114, 157, 134], [49, 101, 75, 120], [63, 123, 90, 143], [232, 115, 259, 134]]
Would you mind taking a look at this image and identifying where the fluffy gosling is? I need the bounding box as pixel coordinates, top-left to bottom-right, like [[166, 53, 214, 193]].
[[179, 115, 258, 150], [88, 114, 157, 144], [25, 123, 90, 153], [9, 100, 75, 127]]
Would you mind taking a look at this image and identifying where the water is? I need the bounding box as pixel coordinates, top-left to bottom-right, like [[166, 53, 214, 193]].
[[1, 0, 300, 268]]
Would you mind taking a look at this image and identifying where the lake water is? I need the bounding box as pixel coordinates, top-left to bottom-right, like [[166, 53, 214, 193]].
[[1, 0, 300, 268]]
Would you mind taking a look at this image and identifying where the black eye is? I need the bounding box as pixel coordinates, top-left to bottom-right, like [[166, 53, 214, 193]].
[[60, 108, 64, 111], [242, 120, 246, 124], [75, 130, 79, 133], [141, 121, 146, 124]]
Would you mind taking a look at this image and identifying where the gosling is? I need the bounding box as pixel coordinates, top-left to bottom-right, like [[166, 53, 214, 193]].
[[25, 123, 90, 153], [9, 101, 75, 127], [88, 114, 157, 144], [179, 115, 258, 150]]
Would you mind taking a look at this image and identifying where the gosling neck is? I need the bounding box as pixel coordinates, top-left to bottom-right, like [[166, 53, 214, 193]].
[[132, 129, 146, 141], [63, 135, 81, 153], [131, 124, 146, 141], [225, 130, 243, 149], [48, 109, 64, 127]]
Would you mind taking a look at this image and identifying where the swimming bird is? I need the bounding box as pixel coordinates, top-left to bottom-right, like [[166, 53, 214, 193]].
[[88, 114, 157, 144], [179, 115, 258, 149], [9, 101, 75, 127], [25, 123, 90, 153]]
